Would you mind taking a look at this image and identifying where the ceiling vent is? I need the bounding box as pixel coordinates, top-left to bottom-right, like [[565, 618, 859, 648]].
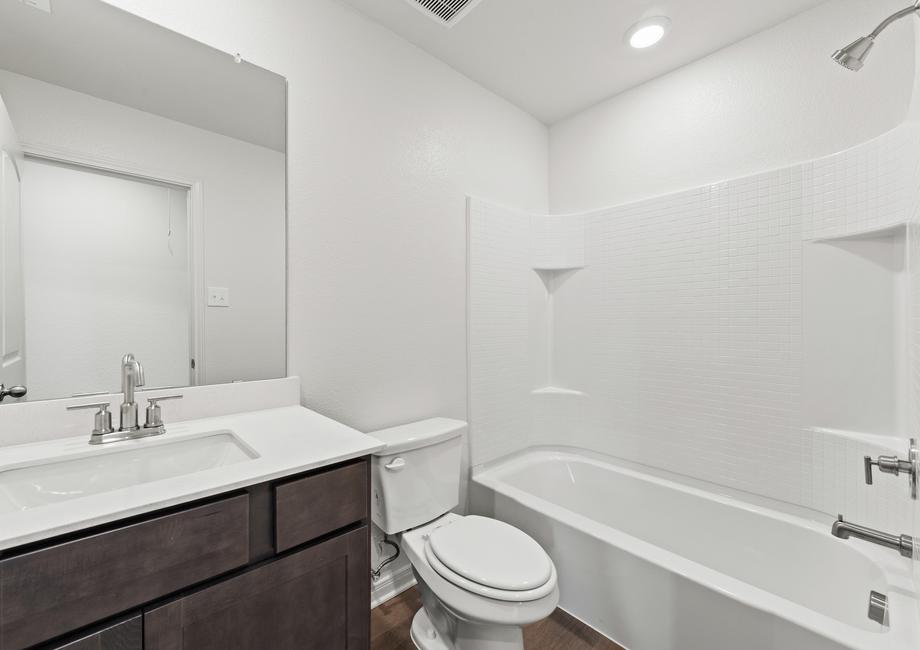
[[405, 0, 484, 27]]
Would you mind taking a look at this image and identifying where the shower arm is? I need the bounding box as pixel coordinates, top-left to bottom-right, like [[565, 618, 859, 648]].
[[868, 2, 920, 40]]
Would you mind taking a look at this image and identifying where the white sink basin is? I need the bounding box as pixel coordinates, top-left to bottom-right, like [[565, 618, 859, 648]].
[[0, 431, 258, 513]]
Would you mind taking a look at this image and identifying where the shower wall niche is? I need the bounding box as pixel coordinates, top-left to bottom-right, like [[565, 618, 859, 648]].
[[531, 214, 586, 396], [803, 224, 910, 437]]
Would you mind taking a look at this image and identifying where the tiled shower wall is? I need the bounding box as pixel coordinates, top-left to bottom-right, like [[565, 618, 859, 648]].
[[468, 199, 534, 466], [470, 121, 920, 539]]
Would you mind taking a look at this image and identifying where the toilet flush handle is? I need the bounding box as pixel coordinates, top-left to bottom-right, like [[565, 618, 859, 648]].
[[385, 457, 406, 472]]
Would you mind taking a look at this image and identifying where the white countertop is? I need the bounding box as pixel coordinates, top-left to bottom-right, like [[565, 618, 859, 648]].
[[0, 405, 384, 551]]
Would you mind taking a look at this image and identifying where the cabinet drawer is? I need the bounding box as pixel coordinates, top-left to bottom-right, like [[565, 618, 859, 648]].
[[0, 495, 249, 649], [275, 460, 368, 552]]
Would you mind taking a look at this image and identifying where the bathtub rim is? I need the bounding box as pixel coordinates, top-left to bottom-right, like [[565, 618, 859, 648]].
[[471, 445, 919, 650]]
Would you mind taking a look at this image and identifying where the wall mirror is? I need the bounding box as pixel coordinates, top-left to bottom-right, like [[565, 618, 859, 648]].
[[0, 0, 287, 402]]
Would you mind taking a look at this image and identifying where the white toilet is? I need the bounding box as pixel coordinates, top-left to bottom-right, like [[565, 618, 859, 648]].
[[370, 418, 559, 650]]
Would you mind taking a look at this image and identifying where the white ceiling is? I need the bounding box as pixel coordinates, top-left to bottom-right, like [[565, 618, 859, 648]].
[[0, 0, 286, 151], [339, 0, 829, 124]]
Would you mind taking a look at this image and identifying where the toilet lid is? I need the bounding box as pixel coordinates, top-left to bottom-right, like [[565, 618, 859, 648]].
[[427, 516, 553, 592], [425, 542, 557, 602]]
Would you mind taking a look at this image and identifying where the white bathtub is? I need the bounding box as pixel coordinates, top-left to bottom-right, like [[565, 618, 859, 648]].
[[470, 448, 919, 650]]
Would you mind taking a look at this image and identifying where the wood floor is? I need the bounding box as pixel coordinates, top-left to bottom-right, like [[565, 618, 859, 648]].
[[371, 587, 624, 650]]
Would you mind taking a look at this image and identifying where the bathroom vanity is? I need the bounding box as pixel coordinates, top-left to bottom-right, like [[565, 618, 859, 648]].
[[0, 403, 383, 650]]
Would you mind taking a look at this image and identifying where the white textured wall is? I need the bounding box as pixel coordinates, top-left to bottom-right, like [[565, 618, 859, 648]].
[[549, 0, 916, 213], [101, 0, 549, 433], [0, 70, 286, 387]]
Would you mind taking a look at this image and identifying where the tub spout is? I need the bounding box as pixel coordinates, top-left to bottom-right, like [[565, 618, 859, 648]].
[[832, 515, 914, 559]]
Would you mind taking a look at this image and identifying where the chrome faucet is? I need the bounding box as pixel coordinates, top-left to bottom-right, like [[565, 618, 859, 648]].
[[68, 354, 182, 445], [119, 353, 146, 431], [832, 515, 914, 559]]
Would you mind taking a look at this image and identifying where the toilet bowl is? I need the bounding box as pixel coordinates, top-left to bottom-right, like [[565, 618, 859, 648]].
[[402, 514, 559, 649], [369, 419, 559, 650]]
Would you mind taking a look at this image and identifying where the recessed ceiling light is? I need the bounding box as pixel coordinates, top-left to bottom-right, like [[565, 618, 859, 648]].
[[626, 17, 671, 49]]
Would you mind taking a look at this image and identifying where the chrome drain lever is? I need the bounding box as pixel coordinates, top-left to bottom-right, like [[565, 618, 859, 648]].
[[868, 591, 888, 626]]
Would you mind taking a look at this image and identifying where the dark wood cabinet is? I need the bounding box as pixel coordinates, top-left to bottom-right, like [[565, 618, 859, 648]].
[[0, 457, 371, 650], [145, 526, 370, 650]]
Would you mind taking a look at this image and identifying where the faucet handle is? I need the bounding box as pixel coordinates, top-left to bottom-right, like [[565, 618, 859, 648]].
[[864, 454, 903, 484], [864, 456, 876, 485], [143, 394, 183, 429], [67, 402, 115, 435], [864, 441, 919, 500], [146, 394, 183, 403]]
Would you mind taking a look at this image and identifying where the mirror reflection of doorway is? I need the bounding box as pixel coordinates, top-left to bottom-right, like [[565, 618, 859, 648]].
[[21, 158, 192, 400], [0, 95, 25, 401]]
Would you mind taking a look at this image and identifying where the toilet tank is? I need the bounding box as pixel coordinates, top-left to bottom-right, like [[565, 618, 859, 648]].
[[369, 418, 466, 535]]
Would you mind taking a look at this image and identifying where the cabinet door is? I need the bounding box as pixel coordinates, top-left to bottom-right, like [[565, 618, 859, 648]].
[[144, 526, 370, 650], [47, 615, 142, 650]]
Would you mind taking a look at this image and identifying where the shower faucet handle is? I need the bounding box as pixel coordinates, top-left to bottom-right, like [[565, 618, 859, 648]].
[[863, 438, 919, 500], [864, 454, 911, 483]]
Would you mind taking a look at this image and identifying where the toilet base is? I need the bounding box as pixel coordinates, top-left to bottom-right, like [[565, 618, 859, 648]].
[[410, 605, 525, 650], [410, 608, 451, 650]]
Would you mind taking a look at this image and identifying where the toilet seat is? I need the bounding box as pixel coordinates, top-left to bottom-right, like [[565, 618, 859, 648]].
[[424, 516, 557, 602]]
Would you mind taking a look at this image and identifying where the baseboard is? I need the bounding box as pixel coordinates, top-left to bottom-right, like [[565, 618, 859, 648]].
[[371, 564, 417, 608]]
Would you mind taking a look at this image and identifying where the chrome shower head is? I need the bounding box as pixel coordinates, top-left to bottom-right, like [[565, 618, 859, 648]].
[[832, 36, 874, 71], [832, 2, 920, 71]]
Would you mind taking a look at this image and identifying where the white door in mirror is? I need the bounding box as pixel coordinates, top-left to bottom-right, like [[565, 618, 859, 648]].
[[0, 95, 26, 399]]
